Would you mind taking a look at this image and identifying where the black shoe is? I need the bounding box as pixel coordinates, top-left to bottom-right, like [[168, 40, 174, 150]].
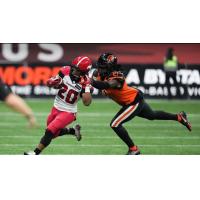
[[74, 124, 82, 141], [178, 111, 192, 132], [126, 146, 141, 155]]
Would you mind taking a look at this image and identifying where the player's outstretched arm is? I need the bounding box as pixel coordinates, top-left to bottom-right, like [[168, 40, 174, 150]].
[[5, 93, 37, 127], [91, 79, 122, 89], [80, 76, 93, 106]]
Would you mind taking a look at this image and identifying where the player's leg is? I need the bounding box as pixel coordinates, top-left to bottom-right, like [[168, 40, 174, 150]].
[[46, 108, 81, 140], [25, 109, 76, 155], [138, 100, 191, 131], [38, 111, 76, 154], [59, 124, 82, 141], [24, 107, 58, 155], [110, 102, 143, 155]]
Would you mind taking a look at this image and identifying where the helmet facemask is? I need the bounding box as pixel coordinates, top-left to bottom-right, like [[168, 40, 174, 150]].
[[96, 64, 112, 79], [70, 66, 86, 83], [70, 56, 92, 82], [96, 53, 117, 79]]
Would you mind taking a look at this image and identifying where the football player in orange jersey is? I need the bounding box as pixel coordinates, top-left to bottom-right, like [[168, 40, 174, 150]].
[[91, 53, 192, 155]]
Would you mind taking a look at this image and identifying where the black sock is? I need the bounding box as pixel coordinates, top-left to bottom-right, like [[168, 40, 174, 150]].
[[69, 128, 75, 135], [59, 128, 75, 136], [40, 129, 54, 147], [112, 125, 134, 148], [153, 111, 177, 120], [34, 148, 41, 155]]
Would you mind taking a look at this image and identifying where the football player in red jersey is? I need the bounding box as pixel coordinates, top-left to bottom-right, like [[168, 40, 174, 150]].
[[91, 53, 192, 155], [24, 56, 93, 155]]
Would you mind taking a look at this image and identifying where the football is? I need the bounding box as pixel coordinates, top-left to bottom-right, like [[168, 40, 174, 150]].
[[47, 76, 62, 88]]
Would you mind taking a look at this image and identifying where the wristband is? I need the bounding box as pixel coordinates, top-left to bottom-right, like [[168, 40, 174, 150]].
[[85, 86, 90, 93]]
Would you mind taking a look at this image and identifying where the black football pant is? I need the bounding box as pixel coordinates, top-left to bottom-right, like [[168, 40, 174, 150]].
[[110, 99, 178, 148]]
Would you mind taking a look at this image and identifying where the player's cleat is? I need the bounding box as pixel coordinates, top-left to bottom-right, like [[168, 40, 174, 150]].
[[178, 111, 192, 132], [74, 124, 82, 141], [24, 151, 36, 155], [126, 146, 140, 155]]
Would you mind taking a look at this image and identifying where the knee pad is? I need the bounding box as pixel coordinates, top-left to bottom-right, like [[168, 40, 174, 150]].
[[40, 129, 54, 147]]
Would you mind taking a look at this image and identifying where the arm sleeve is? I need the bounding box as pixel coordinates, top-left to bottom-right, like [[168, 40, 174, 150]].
[[91, 80, 110, 90]]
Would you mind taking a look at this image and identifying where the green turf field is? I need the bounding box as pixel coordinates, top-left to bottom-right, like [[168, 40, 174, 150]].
[[0, 98, 199, 155]]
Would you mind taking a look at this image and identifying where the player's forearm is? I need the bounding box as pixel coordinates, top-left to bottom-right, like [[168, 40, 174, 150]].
[[47, 75, 62, 88], [91, 79, 110, 89]]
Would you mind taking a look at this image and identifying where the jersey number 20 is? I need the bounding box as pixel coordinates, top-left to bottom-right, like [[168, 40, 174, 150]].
[[58, 83, 79, 104]]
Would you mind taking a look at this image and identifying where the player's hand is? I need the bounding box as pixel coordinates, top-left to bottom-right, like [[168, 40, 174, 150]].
[[47, 76, 62, 88], [80, 76, 93, 93], [80, 75, 91, 87], [27, 115, 38, 128], [85, 84, 94, 94]]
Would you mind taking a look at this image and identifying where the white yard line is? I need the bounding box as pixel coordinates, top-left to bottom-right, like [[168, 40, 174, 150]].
[[0, 112, 200, 117], [0, 122, 199, 128], [0, 135, 199, 139], [0, 144, 200, 148]]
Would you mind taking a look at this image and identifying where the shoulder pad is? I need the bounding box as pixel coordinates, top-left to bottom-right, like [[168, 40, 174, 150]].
[[61, 66, 70, 76]]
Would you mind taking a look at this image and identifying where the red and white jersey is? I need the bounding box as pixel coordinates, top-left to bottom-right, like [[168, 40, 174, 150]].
[[53, 66, 89, 113]]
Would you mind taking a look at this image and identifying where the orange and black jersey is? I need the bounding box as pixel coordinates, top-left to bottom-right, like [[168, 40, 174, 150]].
[[92, 71, 143, 106]]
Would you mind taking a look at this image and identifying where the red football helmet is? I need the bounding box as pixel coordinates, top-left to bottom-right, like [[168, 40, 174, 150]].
[[71, 56, 92, 74]]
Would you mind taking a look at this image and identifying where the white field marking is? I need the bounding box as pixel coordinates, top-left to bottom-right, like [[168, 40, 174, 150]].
[[7, 98, 200, 104], [0, 112, 200, 123], [146, 99, 200, 104], [0, 135, 200, 140], [0, 113, 114, 117], [0, 122, 200, 128], [0, 112, 200, 118], [1, 144, 200, 148]]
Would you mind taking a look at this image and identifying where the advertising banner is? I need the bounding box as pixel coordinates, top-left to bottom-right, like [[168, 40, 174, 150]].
[[0, 64, 200, 99]]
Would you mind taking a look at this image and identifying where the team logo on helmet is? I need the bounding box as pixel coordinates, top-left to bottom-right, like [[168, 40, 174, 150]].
[[107, 55, 115, 63]]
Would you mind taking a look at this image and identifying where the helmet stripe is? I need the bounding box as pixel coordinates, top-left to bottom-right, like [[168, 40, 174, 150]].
[[76, 56, 88, 67]]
